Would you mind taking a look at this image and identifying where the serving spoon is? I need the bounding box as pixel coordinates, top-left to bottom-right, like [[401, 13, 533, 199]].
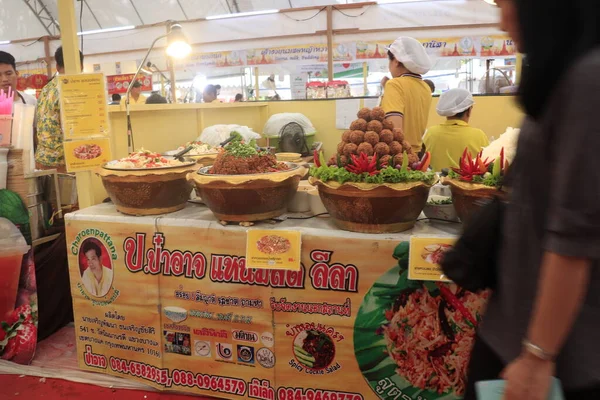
[[172, 145, 193, 162]]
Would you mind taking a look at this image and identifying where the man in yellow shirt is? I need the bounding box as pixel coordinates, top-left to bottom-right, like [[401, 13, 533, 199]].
[[423, 88, 489, 171], [202, 84, 221, 103], [121, 80, 146, 105], [381, 37, 433, 152], [80, 241, 113, 297]]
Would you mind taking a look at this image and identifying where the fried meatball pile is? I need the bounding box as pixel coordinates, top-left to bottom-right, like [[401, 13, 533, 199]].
[[330, 107, 414, 167]]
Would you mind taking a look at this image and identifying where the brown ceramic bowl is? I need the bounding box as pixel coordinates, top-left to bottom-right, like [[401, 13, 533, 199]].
[[188, 163, 307, 222], [309, 178, 434, 233], [442, 178, 502, 224], [97, 162, 199, 216]]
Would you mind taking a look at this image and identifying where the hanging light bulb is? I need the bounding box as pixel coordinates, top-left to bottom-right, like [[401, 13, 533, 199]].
[[166, 23, 191, 58]]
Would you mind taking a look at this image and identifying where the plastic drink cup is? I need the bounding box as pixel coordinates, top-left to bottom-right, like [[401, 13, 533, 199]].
[[0, 115, 12, 146], [0, 217, 29, 319]]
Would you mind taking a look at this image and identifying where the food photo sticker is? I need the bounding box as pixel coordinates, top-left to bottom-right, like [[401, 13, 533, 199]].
[[73, 143, 102, 160], [78, 238, 114, 298], [63, 137, 112, 172], [245, 229, 301, 271], [408, 237, 456, 282], [354, 241, 491, 400]]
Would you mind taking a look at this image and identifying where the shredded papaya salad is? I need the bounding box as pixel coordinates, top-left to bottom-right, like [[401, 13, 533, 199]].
[[382, 284, 489, 396], [110, 149, 184, 169]]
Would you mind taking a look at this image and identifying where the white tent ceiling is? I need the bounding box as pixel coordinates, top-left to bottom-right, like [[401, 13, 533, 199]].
[[0, 0, 385, 42]]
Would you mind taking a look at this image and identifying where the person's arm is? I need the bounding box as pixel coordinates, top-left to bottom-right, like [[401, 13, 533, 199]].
[[386, 115, 404, 132], [380, 80, 405, 133], [527, 253, 590, 354], [502, 254, 591, 400]]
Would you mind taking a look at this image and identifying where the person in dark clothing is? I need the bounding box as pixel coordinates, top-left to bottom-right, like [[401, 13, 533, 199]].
[[145, 91, 168, 104], [464, 1, 600, 399]]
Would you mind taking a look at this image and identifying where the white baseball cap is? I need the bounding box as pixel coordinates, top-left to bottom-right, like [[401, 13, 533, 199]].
[[437, 88, 475, 117], [386, 37, 432, 75]]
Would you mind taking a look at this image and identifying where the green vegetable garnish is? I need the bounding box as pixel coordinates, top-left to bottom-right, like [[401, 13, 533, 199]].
[[448, 169, 503, 188], [427, 198, 453, 205], [400, 151, 408, 173], [310, 165, 435, 185]]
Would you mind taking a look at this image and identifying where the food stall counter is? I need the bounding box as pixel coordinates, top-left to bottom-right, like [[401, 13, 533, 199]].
[[65, 203, 485, 400]]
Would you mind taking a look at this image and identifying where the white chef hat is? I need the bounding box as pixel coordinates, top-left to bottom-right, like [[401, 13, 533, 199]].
[[437, 88, 475, 117], [386, 37, 432, 75]]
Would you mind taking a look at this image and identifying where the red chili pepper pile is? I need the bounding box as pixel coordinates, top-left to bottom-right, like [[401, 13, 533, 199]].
[[451, 149, 492, 182], [345, 153, 379, 175], [436, 283, 478, 327]]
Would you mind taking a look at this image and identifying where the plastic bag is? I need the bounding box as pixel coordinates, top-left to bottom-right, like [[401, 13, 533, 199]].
[[263, 113, 316, 137], [481, 127, 520, 165], [197, 125, 261, 147]]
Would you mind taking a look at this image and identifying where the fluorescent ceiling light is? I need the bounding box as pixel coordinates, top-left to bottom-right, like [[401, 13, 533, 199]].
[[206, 9, 279, 20], [0, 41, 10, 45], [77, 25, 135, 36]]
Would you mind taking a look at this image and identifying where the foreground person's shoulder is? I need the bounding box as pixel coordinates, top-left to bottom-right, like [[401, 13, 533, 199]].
[[568, 47, 600, 88]]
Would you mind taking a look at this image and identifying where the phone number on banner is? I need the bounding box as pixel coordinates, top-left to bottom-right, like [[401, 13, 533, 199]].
[[277, 387, 364, 400], [109, 356, 246, 395]]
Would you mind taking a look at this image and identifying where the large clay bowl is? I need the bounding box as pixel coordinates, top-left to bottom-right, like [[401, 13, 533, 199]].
[[188, 163, 307, 222], [442, 178, 502, 224], [97, 162, 199, 216], [309, 178, 433, 233]]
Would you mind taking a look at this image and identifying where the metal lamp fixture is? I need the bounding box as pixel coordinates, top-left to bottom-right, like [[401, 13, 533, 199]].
[[166, 24, 192, 58], [125, 22, 191, 152]]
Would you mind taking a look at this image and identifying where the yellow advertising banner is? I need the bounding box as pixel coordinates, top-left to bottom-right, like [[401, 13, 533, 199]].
[[63, 137, 113, 172], [247, 44, 328, 65], [59, 73, 110, 138], [479, 35, 516, 57], [177, 50, 246, 70], [420, 37, 478, 58], [355, 41, 388, 60], [356, 36, 514, 60], [66, 217, 487, 400]]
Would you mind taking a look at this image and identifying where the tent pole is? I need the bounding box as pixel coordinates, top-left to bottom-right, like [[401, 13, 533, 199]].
[[327, 5, 333, 82], [363, 62, 368, 95], [43, 36, 52, 78], [254, 67, 259, 100], [167, 24, 178, 103]]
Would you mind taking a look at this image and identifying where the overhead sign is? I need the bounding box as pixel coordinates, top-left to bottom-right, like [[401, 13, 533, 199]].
[[106, 74, 153, 95]]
